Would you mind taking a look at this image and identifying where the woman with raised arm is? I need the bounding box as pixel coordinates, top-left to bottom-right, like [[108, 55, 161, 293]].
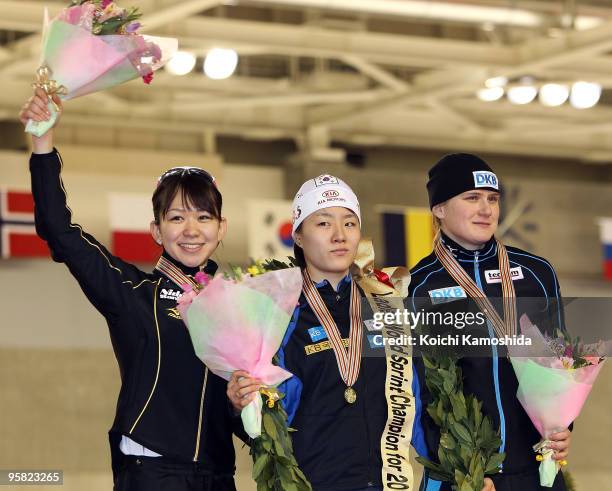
[[20, 89, 242, 491]]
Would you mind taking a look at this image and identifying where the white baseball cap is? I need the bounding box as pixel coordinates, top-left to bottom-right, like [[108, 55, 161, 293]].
[[291, 174, 361, 238]]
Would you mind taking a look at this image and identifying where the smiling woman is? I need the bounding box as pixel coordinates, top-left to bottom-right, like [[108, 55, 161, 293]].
[[150, 168, 227, 268], [19, 89, 243, 491]]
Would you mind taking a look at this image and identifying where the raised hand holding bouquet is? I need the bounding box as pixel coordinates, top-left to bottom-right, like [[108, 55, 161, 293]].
[[507, 315, 608, 487], [175, 259, 311, 491], [26, 0, 177, 137]]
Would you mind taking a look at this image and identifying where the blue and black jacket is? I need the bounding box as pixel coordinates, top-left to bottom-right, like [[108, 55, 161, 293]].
[[277, 275, 387, 491], [408, 233, 567, 491]]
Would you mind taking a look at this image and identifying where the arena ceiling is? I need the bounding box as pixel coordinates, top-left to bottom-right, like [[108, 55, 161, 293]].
[[3, 0, 612, 162]]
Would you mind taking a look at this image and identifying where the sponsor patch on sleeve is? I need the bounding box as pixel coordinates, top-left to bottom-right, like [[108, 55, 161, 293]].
[[307, 326, 328, 342]]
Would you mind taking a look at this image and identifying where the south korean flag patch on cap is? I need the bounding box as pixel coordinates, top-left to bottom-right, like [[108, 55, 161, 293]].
[[314, 174, 339, 187], [472, 170, 499, 190]]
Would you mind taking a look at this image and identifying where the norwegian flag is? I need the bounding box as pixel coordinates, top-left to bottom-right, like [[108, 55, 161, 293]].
[[0, 189, 49, 259], [109, 192, 161, 263]]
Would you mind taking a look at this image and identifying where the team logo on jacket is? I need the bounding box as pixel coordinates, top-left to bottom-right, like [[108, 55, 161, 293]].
[[166, 307, 181, 319], [428, 286, 467, 304], [484, 267, 524, 284], [159, 288, 182, 301], [472, 171, 499, 190], [308, 326, 328, 342]]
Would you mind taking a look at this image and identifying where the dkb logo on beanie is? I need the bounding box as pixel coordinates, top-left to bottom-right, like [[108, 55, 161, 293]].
[[473, 170, 499, 190]]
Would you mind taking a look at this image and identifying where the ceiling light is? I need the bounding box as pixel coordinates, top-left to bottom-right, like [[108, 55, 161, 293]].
[[507, 80, 537, 105], [204, 48, 238, 80], [570, 82, 601, 109], [165, 51, 196, 76], [539, 83, 569, 107], [477, 87, 504, 102]]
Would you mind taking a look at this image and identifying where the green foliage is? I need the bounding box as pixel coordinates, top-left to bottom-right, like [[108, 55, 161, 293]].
[[416, 353, 505, 491], [250, 392, 312, 491], [224, 257, 298, 281], [260, 257, 300, 270], [94, 7, 141, 35]]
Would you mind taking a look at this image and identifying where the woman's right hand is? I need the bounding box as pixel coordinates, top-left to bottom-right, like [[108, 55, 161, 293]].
[[19, 88, 62, 154], [481, 477, 495, 491], [227, 370, 262, 412]]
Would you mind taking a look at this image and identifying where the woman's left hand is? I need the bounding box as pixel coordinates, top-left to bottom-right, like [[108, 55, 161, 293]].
[[548, 429, 571, 461]]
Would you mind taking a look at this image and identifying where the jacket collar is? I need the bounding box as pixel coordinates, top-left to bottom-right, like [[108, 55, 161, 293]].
[[299, 273, 352, 308], [156, 250, 218, 279], [314, 273, 352, 293], [440, 232, 497, 262]]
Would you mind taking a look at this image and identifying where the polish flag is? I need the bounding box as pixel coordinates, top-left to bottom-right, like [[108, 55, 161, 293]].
[[109, 193, 161, 263], [0, 189, 50, 259]]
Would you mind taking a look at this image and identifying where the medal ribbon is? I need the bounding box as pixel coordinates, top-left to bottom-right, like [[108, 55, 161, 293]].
[[154, 255, 200, 292], [434, 237, 517, 338], [301, 268, 363, 389]]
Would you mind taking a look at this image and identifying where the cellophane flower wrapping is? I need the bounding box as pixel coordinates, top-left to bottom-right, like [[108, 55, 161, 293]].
[[177, 267, 302, 438], [26, 3, 177, 136], [508, 315, 608, 487]]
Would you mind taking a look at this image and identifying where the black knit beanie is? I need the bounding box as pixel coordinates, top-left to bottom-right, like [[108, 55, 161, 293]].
[[427, 153, 500, 208]]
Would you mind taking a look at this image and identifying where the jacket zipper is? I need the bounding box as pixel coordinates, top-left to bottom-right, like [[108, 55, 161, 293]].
[[473, 251, 506, 471], [193, 367, 209, 461], [129, 280, 163, 434]]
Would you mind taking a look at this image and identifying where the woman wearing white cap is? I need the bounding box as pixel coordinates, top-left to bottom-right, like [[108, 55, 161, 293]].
[[228, 174, 388, 491]]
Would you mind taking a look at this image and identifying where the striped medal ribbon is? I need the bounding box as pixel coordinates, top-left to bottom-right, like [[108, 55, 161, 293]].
[[301, 269, 363, 404], [434, 238, 517, 338], [155, 255, 201, 292]]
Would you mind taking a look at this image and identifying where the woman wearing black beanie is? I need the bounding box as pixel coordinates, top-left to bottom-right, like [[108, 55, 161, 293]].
[[409, 153, 570, 491]]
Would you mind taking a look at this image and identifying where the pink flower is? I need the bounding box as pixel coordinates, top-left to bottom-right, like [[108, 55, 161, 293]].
[[150, 42, 162, 63], [181, 283, 193, 293], [195, 271, 210, 286], [550, 358, 564, 370], [177, 289, 197, 308], [563, 345, 573, 357], [101, 0, 113, 8]]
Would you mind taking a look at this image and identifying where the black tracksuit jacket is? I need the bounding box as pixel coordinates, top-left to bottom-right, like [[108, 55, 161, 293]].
[[30, 149, 239, 482], [277, 276, 387, 491], [408, 233, 568, 491]]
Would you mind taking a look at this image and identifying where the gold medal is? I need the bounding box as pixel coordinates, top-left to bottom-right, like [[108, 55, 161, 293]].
[[344, 386, 357, 404]]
